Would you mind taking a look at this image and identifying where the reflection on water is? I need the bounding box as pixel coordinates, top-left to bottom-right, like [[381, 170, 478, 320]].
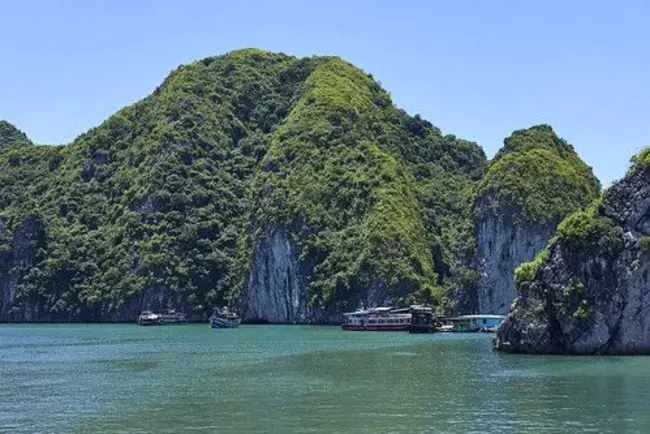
[[1, 325, 649, 433]]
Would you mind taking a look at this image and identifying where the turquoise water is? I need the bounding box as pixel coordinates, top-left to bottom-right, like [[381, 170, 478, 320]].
[[1, 325, 650, 433]]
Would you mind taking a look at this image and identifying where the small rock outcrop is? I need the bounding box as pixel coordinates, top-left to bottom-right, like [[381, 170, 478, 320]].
[[472, 125, 600, 314], [495, 157, 650, 354]]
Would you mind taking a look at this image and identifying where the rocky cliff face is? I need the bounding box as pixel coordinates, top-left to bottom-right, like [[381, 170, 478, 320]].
[[0, 214, 46, 321], [475, 215, 555, 314], [240, 227, 403, 324], [241, 227, 323, 323], [495, 160, 650, 354]]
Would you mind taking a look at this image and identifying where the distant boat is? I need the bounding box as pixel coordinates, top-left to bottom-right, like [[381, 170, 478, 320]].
[[137, 311, 160, 326], [341, 307, 411, 331], [408, 305, 437, 334], [437, 314, 505, 332], [158, 309, 188, 325], [138, 309, 187, 326], [210, 307, 241, 329]]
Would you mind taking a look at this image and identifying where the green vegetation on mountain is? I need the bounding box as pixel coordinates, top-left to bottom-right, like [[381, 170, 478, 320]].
[[247, 57, 486, 311], [556, 208, 620, 253], [513, 245, 550, 289], [0, 49, 487, 321], [475, 125, 600, 225], [0, 121, 33, 152]]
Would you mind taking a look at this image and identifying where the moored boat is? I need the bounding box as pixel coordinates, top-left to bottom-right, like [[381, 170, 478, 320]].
[[210, 307, 241, 329], [408, 305, 437, 334], [342, 307, 411, 331], [158, 309, 188, 325], [138, 309, 187, 326], [437, 314, 505, 332], [138, 311, 160, 326]]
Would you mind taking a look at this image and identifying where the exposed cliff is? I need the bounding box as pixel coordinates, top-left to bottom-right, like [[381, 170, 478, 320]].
[[473, 216, 556, 314], [0, 214, 46, 320], [0, 49, 487, 322], [495, 153, 650, 354], [471, 125, 600, 314]]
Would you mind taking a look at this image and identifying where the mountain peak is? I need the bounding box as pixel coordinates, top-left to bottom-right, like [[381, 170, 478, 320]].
[[0, 120, 32, 152], [495, 124, 576, 160]]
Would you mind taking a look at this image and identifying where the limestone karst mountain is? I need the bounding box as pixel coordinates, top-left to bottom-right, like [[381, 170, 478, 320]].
[[0, 49, 598, 323]]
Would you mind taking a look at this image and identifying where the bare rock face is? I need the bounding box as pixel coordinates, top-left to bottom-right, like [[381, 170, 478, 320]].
[[241, 227, 337, 323], [495, 163, 650, 354], [475, 215, 555, 314], [240, 226, 400, 324], [0, 214, 46, 321]]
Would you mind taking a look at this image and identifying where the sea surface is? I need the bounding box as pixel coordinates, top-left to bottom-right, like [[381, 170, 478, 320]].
[[1, 324, 649, 433]]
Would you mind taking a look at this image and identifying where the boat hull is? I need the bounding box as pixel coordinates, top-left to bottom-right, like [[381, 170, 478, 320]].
[[138, 320, 159, 326], [211, 319, 240, 329], [408, 325, 436, 334], [342, 324, 409, 331], [138, 310, 187, 326], [436, 327, 480, 333]]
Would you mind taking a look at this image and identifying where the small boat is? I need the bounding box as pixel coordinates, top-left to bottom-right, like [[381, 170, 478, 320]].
[[408, 305, 437, 334], [210, 307, 241, 329], [437, 315, 505, 333], [341, 307, 411, 331], [157, 309, 188, 325], [137, 309, 187, 326], [138, 311, 160, 326]]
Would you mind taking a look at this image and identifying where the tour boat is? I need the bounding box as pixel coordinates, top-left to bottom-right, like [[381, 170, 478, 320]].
[[210, 308, 241, 329], [342, 307, 411, 331], [137, 311, 160, 326], [157, 309, 188, 325], [408, 305, 437, 333], [437, 314, 505, 332], [137, 309, 187, 326]]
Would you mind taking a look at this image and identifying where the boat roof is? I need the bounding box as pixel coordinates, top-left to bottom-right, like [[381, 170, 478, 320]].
[[343, 306, 415, 316], [450, 314, 505, 320]]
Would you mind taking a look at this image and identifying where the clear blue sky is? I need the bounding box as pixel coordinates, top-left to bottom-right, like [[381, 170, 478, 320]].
[[1, 0, 648, 185]]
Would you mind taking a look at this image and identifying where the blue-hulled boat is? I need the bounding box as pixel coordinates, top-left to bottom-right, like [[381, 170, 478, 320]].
[[210, 308, 241, 329]]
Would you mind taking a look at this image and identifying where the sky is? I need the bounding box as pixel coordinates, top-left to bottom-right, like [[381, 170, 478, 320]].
[[1, 0, 648, 186]]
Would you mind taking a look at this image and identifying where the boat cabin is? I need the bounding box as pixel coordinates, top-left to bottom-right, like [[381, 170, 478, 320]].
[[408, 305, 437, 333], [342, 307, 411, 331]]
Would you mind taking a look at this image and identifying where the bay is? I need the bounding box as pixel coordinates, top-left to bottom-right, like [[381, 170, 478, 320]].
[[1, 324, 649, 433]]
